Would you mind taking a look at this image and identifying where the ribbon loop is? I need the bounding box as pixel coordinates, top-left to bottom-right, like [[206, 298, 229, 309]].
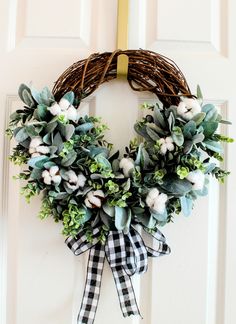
[[66, 225, 171, 323]]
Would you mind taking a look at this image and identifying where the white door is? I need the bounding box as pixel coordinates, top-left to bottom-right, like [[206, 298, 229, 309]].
[[1, 1, 236, 324]]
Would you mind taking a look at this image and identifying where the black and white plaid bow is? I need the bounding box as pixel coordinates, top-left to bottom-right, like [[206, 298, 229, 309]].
[[66, 225, 170, 324]]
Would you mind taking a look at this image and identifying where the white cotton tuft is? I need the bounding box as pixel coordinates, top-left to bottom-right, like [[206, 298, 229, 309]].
[[66, 170, 78, 184], [51, 175, 61, 185], [159, 137, 174, 155], [119, 158, 135, 177], [59, 98, 70, 111], [49, 166, 59, 176], [31, 152, 41, 158], [177, 98, 201, 120], [66, 105, 78, 121], [186, 170, 205, 190], [30, 136, 43, 148], [85, 190, 105, 208], [36, 146, 50, 154], [77, 173, 86, 187], [48, 103, 61, 116], [146, 188, 168, 214]]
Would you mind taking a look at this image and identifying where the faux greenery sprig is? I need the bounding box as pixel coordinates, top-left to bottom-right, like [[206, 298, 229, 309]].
[[7, 83, 233, 240]]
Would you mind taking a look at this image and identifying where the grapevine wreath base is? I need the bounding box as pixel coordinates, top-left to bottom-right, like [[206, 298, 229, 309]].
[[7, 50, 232, 323]]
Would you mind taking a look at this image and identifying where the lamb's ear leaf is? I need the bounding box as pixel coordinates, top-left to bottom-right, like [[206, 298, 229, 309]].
[[40, 87, 54, 106], [64, 124, 75, 140], [115, 207, 131, 233], [160, 175, 192, 196], [146, 126, 160, 141], [28, 155, 49, 169], [102, 204, 115, 217], [171, 126, 184, 146], [15, 127, 29, 143], [192, 133, 205, 144], [180, 196, 193, 217], [168, 112, 175, 131], [22, 89, 35, 108], [76, 122, 94, 133], [151, 209, 168, 222], [30, 87, 43, 104], [62, 91, 75, 105], [203, 139, 223, 153], [136, 213, 156, 229], [153, 106, 166, 128], [202, 104, 218, 122], [30, 168, 42, 180], [191, 112, 206, 126], [202, 121, 218, 138], [18, 84, 35, 107], [196, 85, 203, 101], [61, 150, 77, 167], [183, 120, 196, 139]]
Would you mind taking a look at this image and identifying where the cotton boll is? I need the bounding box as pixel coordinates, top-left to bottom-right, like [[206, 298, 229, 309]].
[[159, 137, 174, 155], [119, 158, 135, 177], [66, 170, 78, 184], [42, 170, 51, 185], [146, 188, 160, 205], [84, 198, 93, 208], [146, 188, 168, 214], [59, 98, 70, 111], [36, 146, 50, 154], [31, 152, 41, 158], [177, 98, 201, 120], [77, 173, 86, 187], [85, 190, 105, 208], [30, 136, 43, 148], [49, 166, 59, 176], [186, 170, 205, 190], [51, 175, 62, 185], [66, 105, 78, 121], [48, 103, 61, 116]]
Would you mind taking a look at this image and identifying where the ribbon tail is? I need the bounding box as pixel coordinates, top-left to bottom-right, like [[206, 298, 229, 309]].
[[111, 265, 141, 318], [77, 244, 105, 324]]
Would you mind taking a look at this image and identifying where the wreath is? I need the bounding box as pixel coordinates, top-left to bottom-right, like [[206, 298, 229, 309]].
[[6, 50, 232, 323]]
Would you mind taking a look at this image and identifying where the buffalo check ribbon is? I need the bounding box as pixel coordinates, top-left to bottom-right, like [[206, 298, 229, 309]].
[[66, 225, 170, 324]]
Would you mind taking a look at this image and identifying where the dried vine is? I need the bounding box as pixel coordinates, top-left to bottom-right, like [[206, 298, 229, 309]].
[[52, 49, 193, 107]]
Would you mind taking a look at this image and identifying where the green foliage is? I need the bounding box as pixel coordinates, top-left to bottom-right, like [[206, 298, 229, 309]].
[[7, 83, 232, 240]]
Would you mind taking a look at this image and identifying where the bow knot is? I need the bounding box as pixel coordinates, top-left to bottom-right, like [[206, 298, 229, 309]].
[[66, 225, 170, 324]]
